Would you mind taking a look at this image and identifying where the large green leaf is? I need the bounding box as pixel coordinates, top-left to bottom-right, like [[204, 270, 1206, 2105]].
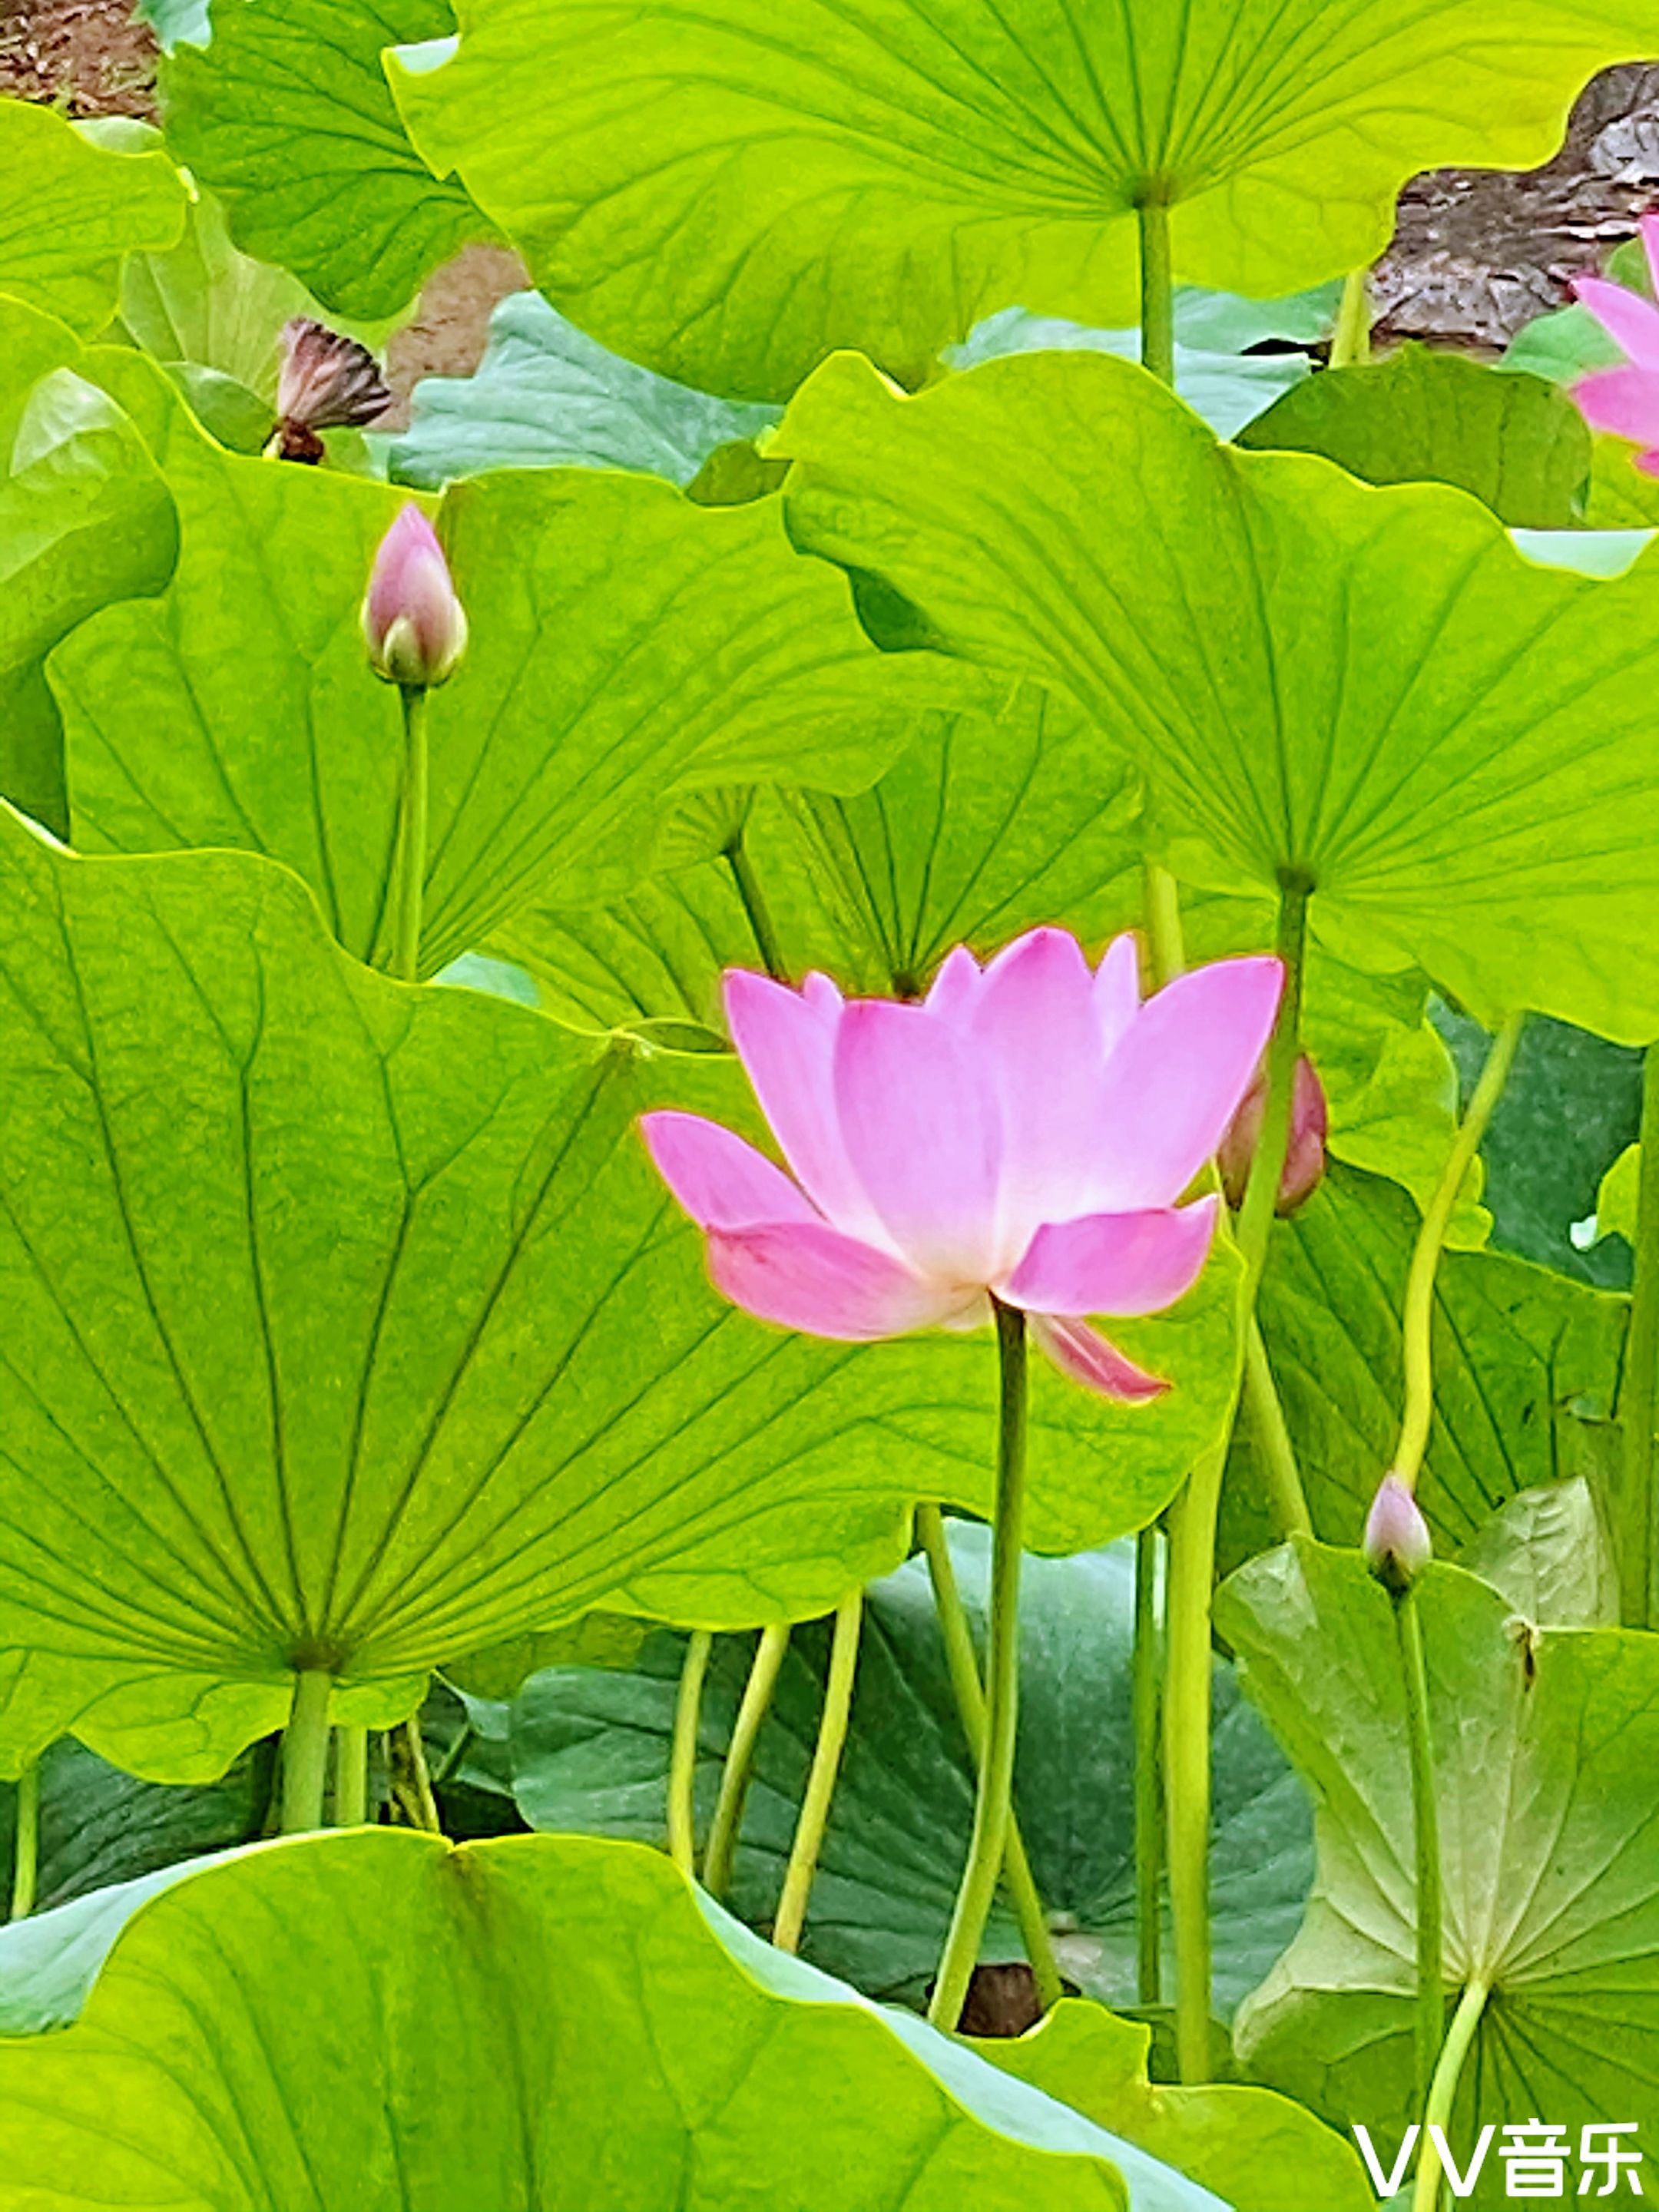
[[0, 815, 1240, 1778], [780, 349, 1659, 1041], [1239, 345, 1591, 528], [388, 290, 782, 491], [162, 0, 489, 322], [0, 306, 180, 833], [0, 1830, 1224, 2210], [1225, 1165, 1626, 1567], [1221, 1541, 1659, 2194], [390, 0, 1652, 400], [53, 353, 952, 974], [0, 101, 185, 336], [510, 1526, 1312, 2020]]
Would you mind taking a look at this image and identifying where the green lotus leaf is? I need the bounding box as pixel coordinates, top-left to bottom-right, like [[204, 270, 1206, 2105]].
[[1239, 345, 1591, 528], [0, 306, 180, 833], [0, 1829, 1228, 2210], [510, 1525, 1311, 2020], [0, 813, 1240, 1778], [1456, 1477, 1619, 1631], [390, 0, 1651, 400], [1596, 1141, 1641, 1247], [54, 351, 954, 975], [162, 0, 489, 322], [780, 349, 1659, 1040], [1224, 1165, 1626, 1568], [137, 0, 213, 48], [975, 2001, 1372, 2212], [1220, 1541, 1659, 2177], [388, 290, 781, 491], [0, 101, 185, 336]]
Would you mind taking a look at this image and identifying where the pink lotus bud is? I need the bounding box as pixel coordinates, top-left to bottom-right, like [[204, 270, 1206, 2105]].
[[1217, 1052, 1326, 1215], [1363, 1473, 1432, 1596], [362, 504, 468, 689], [272, 317, 392, 462]]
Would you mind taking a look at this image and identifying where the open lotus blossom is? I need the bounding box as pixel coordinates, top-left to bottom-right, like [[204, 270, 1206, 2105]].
[[640, 928, 1282, 1402], [1571, 214, 1659, 473]]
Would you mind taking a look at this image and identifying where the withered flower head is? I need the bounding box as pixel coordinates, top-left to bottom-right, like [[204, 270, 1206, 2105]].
[[270, 317, 392, 462]]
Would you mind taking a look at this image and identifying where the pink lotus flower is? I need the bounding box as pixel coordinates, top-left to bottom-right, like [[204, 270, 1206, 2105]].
[[640, 929, 1282, 1402], [362, 503, 468, 689], [1571, 215, 1659, 473]]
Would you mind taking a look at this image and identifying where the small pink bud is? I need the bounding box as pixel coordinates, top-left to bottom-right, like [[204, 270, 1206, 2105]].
[[1217, 1052, 1327, 1215], [362, 504, 468, 689], [1363, 1473, 1432, 1596]]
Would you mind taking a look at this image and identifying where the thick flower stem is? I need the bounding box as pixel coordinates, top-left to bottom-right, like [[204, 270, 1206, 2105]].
[[929, 1301, 1029, 2032], [1137, 197, 1177, 389], [916, 1504, 1062, 2006], [1394, 1584, 1444, 2120], [724, 824, 788, 984], [669, 1630, 714, 1879], [392, 684, 429, 984], [703, 1623, 790, 1898], [1166, 874, 1310, 2084], [773, 1591, 863, 1952], [280, 1670, 333, 1834], [1393, 1014, 1525, 1490], [9, 1761, 38, 1920], [1412, 1979, 1491, 2212], [1616, 1045, 1659, 1628], [1133, 1526, 1162, 2003], [1330, 269, 1373, 368], [333, 1724, 369, 1826]]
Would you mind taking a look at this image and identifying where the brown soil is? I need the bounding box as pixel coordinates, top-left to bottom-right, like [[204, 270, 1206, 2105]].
[[0, 0, 157, 117], [382, 244, 529, 419]]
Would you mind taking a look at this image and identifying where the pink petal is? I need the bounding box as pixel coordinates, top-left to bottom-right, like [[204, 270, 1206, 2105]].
[[1003, 1195, 1220, 1316], [1644, 214, 1659, 308], [707, 1220, 961, 1339], [723, 971, 885, 1243], [833, 999, 1002, 1281], [965, 928, 1110, 1247], [639, 1111, 816, 1231], [1089, 956, 1283, 1209], [1571, 277, 1659, 370], [1571, 363, 1659, 445], [924, 944, 984, 1028], [1028, 1314, 1169, 1403], [1094, 932, 1142, 1057], [1637, 448, 1659, 478]]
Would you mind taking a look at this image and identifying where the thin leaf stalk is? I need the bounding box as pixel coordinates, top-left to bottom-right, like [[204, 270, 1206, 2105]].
[[772, 1590, 863, 1952], [392, 684, 429, 983], [1133, 1526, 1162, 2004], [391, 1717, 442, 1833], [1393, 1014, 1525, 1491], [9, 1761, 38, 1920], [1165, 874, 1309, 2084], [1330, 268, 1373, 368], [668, 1630, 714, 1879], [724, 820, 788, 983], [703, 1622, 790, 1897], [1244, 1320, 1313, 1538], [280, 1669, 333, 1833], [1412, 1979, 1490, 2212], [929, 1301, 1029, 2029], [916, 1503, 1063, 2006], [1617, 1045, 1659, 1626], [1395, 1584, 1443, 2116]]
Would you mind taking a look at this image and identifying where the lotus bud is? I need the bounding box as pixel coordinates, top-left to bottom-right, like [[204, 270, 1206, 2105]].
[[1218, 1052, 1327, 1214], [270, 317, 392, 463], [362, 504, 468, 690], [1363, 1473, 1432, 1597]]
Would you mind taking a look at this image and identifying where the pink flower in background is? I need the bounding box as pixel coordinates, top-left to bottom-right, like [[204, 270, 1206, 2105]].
[[1217, 1051, 1328, 1217], [1571, 214, 1659, 473], [641, 929, 1281, 1402]]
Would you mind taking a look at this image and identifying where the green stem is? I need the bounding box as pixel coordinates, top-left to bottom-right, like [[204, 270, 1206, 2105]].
[[392, 684, 429, 983], [1330, 268, 1373, 369], [333, 1724, 369, 1826], [9, 1762, 39, 1921], [1411, 1979, 1491, 2212], [916, 1504, 1062, 2007], [724, 827, 787, 983], [773, 1591, 863, 1952], [929, 1301, 1029, 2031], [1141, 859, 1187, 988], [1165, 876, 1309, 2085], [429, 1723, 475, 1791], [1394, 1585, 1443, 2119], [703, 1622, 790, 1897], [1133, 1526, 1162, 2005], [392, 1717, 442, 1833], [1394, 1014, 1525, 1490], [280, 1670, 333, 1833], [1243, 1320, 1312, 1537], [669, 1629, 713, 1879], [1617, 1045, 1659, 1628], [1137, 198, 1176, 388]]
